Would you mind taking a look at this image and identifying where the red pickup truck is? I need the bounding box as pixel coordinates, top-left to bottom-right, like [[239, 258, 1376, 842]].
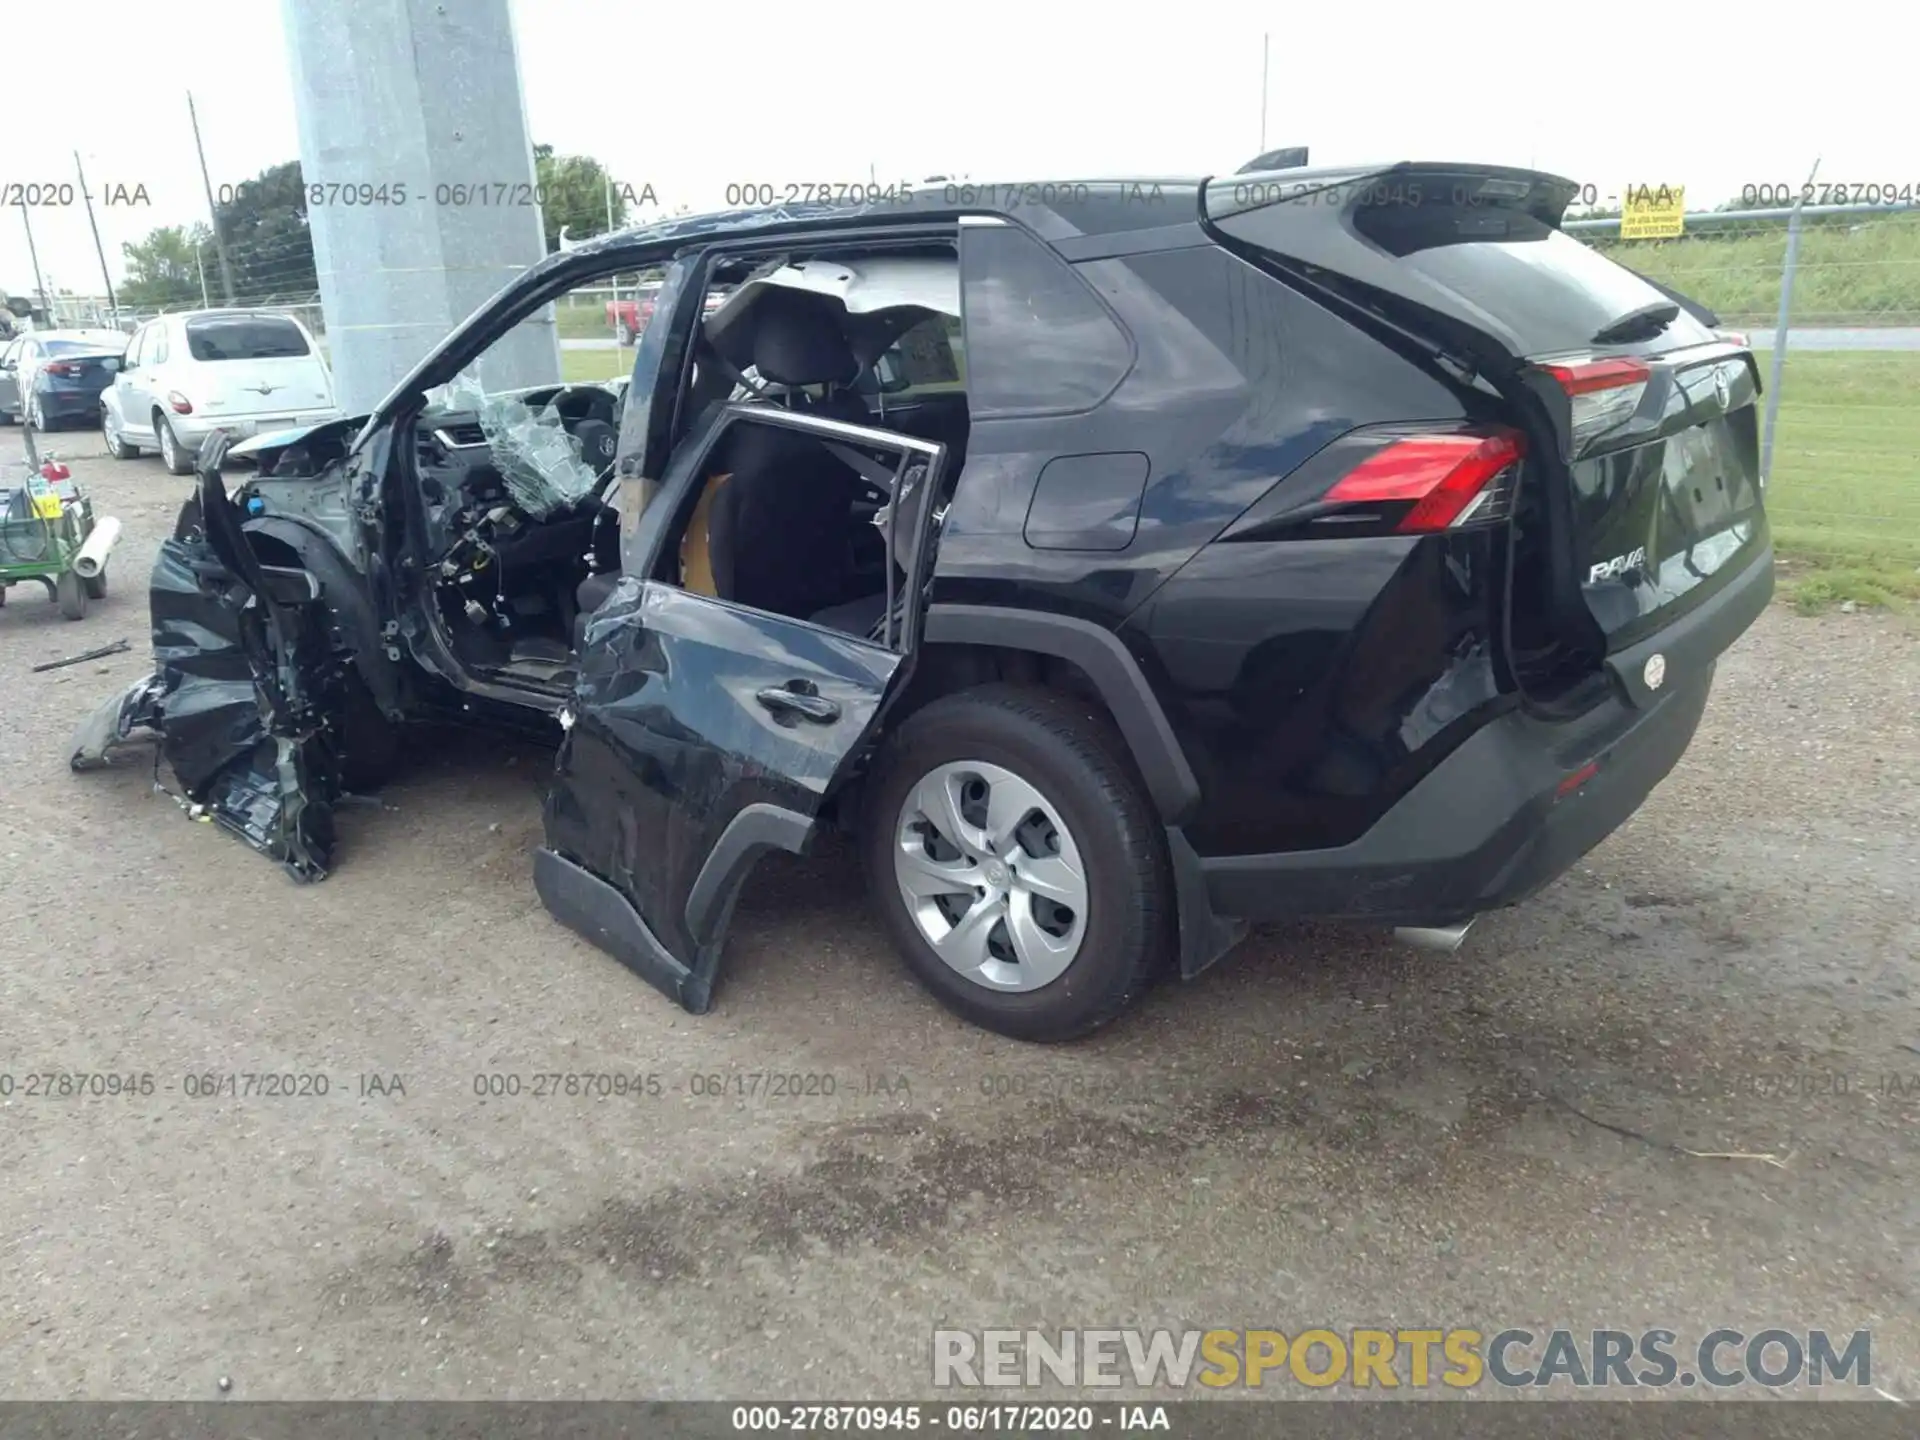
[[606, 294, 657, 345], [606, 287, 732, 345]]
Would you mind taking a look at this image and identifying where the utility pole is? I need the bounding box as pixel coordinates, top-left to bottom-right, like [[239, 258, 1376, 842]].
[[1259, 33, 1270, 152], [197, 242, 211, 308], [187, 92, 238, 304], [605, 170, 620, 343], [18, 203, 48, 322], [73, 152, 119, 325]]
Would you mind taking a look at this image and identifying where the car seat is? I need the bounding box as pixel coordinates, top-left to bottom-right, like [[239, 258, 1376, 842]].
[[703, 293, 869, 619]]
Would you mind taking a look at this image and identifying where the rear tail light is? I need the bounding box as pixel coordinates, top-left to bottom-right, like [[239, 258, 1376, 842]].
[[44, 361, 79, 378], [1322, 429, 1527, 533], [167, 391, 194, 414], [1542, 357, 1649, 454]]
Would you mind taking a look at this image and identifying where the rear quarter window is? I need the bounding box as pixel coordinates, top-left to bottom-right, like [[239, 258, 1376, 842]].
[[960, 227, 1133, 417], [185, 316, 311, 361]]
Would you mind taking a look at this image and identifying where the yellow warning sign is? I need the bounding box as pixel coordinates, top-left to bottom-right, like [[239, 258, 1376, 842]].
[[1620, 185, 1686, 240]]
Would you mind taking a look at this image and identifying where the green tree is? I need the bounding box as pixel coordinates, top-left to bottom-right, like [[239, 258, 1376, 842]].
[[120, 223, 213, 309], [215, 161, 318, 302], [533, 144, 627, 252]]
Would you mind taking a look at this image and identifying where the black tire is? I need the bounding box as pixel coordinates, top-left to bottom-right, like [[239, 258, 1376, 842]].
[[82, 565, 107, 600], [56, 567, 86, 620], [861, 683, 1173, 1042], [158, 415, 192, 475], [615, 322, 634, 347]]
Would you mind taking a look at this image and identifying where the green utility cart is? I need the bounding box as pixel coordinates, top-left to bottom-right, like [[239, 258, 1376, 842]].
[[0, 430, 120, 620]]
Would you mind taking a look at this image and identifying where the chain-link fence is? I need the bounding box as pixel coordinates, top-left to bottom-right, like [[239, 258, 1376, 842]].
[[1569, 203, 1920, 592]]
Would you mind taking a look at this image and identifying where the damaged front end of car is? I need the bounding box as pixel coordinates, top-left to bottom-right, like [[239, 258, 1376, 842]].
[[70, 431, 352, 881]]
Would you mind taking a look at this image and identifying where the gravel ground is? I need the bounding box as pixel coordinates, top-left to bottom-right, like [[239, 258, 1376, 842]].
[[2, 437, 1916, 1403]]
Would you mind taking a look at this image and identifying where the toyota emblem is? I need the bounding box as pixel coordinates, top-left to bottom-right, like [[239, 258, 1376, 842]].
[[1712, 368, 1731, 410], [1644, 653, 1667, 691]]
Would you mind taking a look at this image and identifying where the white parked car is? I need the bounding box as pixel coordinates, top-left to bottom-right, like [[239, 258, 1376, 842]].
[[101, 309, 342, 474]]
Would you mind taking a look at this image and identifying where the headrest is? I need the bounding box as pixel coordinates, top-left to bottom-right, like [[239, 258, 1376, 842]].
[[751, 291, 857, 388]]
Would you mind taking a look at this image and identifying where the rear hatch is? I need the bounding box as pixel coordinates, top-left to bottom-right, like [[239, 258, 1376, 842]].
[[1203, 164, 1768, 668], [183, 314, 336, 422]]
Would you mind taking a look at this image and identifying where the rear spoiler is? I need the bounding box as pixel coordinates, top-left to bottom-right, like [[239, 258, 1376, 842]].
[[1612, 266, 1721, 329], [1237, 146, 1309, 174], [1204, 161, 1584, 230]]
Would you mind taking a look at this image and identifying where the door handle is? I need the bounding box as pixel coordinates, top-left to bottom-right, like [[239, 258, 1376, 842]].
[[755, 682, 840, 724]]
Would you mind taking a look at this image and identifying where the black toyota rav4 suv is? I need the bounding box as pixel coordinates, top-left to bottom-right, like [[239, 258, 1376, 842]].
[[74, 163, 1773, 1041]]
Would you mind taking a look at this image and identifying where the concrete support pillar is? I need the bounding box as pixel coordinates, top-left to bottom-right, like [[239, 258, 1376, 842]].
[[280, 0, 560, 414]]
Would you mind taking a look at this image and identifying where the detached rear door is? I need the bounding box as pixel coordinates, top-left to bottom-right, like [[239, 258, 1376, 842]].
[[539, 405, 948, 1013]]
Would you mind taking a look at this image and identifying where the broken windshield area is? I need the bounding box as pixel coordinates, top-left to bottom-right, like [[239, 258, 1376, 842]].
[[424, 370, 602, 520]]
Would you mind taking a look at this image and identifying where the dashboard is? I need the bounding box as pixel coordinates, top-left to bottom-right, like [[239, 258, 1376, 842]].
[[413, 381, 626, 635]]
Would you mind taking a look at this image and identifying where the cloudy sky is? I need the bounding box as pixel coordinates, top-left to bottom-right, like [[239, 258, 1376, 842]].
[[1, 0, 1904, 298]]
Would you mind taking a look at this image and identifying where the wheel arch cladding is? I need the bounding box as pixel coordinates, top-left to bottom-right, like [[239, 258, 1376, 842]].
[[920, 603, 1200, 824]]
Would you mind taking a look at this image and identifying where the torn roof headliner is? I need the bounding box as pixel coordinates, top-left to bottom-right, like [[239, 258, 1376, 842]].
[[704, 256, 961, 359]]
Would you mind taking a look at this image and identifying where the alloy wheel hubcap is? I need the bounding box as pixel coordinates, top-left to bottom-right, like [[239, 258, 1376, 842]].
[[893, 760, 1088, 992]]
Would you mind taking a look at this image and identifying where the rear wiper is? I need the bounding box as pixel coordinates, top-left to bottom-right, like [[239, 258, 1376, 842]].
[[1591, 301, 1680, 346]]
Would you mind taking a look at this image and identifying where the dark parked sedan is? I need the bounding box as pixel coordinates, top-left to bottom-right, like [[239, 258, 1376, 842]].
[[0, 330, 126, 429]]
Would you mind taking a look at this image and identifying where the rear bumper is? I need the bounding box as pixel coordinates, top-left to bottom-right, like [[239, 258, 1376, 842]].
[[173, 409, 344, 444], [38, 386, 110, 421], [1198, 545, 1773, 926]]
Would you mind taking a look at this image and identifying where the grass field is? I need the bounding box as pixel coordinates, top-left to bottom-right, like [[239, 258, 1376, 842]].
[[560, 348, 632, 384], [1587, 212, 1920, 327], [1761, 351, 1920, 608], [555, 300, 618, 340]]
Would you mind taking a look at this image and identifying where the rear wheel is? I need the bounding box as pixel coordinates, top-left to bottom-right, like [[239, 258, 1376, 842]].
[[82, 565, 108, 600], [615, 321, 635, 346], [158, 415, 192, 475], [28, 395, 49, 432], [56, 568, 86, 620], [862, 684, 1173, 1042]]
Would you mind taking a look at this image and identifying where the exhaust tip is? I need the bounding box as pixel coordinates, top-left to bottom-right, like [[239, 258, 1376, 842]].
[[1393, 921, 1475, 954]]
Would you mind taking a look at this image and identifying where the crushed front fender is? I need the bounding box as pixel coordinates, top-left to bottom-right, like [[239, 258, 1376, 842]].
[[70, 438, 349, 882]]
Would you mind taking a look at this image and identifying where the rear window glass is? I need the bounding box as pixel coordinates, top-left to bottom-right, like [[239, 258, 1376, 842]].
[[185, 316, 311, 361], [1349, 204, 1682, 355], [1213, 179, 1714, 359], [961, 227, 1133, 416], [43, 338, 121, 356]]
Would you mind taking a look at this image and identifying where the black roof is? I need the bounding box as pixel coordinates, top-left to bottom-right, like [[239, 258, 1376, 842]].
[[556, 178, 1209, 274]]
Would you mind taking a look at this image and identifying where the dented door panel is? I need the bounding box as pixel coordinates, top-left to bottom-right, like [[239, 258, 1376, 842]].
[[541, 579, 900, 1011]]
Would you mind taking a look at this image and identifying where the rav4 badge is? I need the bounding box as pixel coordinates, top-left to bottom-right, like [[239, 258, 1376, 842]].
[[1644, 654, 1667, 691]]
